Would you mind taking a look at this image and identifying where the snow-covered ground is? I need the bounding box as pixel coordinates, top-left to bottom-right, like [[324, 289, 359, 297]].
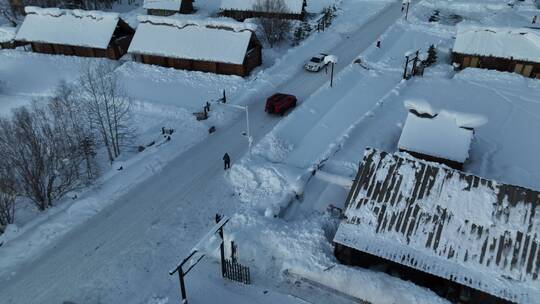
[[0, 0, 406, 303], [2, 0, 540, 303], [226, 0, 540, 303]]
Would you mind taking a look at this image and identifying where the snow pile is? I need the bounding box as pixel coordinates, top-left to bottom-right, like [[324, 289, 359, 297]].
[[453, 24, 540, 63], [16, 6, 120, 49], [129, 16, 255, 64], [220, 0, 304, 14], [0, 26, 16, 43], [143, 0, 182, 11]]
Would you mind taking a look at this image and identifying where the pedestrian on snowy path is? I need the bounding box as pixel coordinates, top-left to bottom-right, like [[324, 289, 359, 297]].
[[533, 15, 538, 24], [223, 153, 231, 170], [376, 40, 381, 48]]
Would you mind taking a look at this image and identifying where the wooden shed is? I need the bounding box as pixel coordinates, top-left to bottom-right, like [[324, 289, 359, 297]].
[[0, 26, 17, 49], [452, 25, 540, 79], [143, 0, 194, 16], [219, 0, 305, 21], [334, 148, 540, 304], [397, 102, 483, 170], [128, 16, 262, 77], [15, 7, 134, 60]]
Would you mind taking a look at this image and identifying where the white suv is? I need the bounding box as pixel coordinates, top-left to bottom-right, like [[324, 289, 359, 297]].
[[304, 53, 328, 72]]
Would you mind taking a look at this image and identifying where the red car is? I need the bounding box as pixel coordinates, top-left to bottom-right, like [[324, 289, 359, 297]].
[[264, 93, 297, 115]]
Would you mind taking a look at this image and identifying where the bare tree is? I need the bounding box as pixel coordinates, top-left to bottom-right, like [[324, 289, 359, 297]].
[[0, 0, 18, 26], [50, 82, 99, 183], [0, 103, 82, 210], [79, 62, 133, 164], [0, 164, 16, 233], [253, 0, 291, 48]]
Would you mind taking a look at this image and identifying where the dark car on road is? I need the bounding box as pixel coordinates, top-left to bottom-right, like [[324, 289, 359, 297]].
[[265, 93, 297, 115]]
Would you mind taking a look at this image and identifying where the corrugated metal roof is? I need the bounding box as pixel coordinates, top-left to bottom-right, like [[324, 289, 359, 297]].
[[334, 148, 540, 303]]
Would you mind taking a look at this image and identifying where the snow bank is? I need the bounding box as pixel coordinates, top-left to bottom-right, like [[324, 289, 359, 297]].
[[0, 26, 16, 43], [16, 7, 120, 49]]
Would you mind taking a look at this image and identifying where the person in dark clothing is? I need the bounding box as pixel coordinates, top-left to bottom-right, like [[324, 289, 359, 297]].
[[223, 153, 231, 170], [376, 40, 381, 48]]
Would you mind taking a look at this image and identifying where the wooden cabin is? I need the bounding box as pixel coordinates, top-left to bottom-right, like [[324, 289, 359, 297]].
[[9, 0, 59, 16], [0, 27, 17, 49], [334, 148, 540, 304], [220, 0, 305, 21], [397, 103, 481, 170], [15, 7, 134, 60], [128, 16, 262, 77], [143, 0, 194, 16], [452, 25, 540, 78]]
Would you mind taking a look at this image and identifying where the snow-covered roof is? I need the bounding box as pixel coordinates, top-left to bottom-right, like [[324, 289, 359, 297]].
[[334, 148, 540, 304], [143, 0, 182, 11], [0, 26, 16, 43], [15, 7, 120, 49], [220, 0, 304, 14], [453, 25, 540, 63], [398, 111, 473, 164], [128, 16, 256, 65]]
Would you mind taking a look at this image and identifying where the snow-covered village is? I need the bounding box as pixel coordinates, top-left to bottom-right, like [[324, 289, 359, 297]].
[[1, 0, 540, 303]]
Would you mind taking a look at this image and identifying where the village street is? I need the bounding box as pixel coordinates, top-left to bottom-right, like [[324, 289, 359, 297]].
[[0, 2, 405, 303]]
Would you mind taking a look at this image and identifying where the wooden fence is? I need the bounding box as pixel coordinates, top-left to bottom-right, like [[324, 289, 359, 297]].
[[223, 258, 251, 285]]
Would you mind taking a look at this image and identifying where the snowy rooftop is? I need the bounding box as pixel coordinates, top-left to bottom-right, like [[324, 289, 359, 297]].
[[15, 7, 120, 49], [0, 26, 16, 43], [453, 25, 540, 63], [398, 102, 482, 163], [334, 148, 540, 304], [220, 0, 304, 14], [128, 16, 255, 65], [143, 0, 182, 11]]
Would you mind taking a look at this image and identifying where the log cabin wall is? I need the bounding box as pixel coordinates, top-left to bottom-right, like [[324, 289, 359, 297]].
[[453, 52, 540, 78], [221, 10, 303, 21], [147, 9, 176, 16]]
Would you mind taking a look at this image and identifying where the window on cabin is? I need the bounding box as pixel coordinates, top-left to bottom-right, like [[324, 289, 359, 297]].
[[514, 63, 524, 74], [522, 65, 533, 77], [462, 56, 471, 67], [470, 57, 479, 67]]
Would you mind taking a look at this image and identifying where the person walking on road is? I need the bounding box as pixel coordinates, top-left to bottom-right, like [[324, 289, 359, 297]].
[[223, 153, 231, 170]]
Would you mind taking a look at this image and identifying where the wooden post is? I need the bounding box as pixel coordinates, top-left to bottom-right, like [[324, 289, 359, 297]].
[[178, 268, 188, 304], [403, 55, 410, 79], [330, 62, 334, 87], [411, 50, 419, 76], [216, 214, 226, 277], [405, 1, 410, 21], [231, 241, 237, 263]]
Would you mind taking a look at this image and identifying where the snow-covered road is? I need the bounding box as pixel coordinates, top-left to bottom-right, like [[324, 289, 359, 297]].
[[0, 2, 404, 303]]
